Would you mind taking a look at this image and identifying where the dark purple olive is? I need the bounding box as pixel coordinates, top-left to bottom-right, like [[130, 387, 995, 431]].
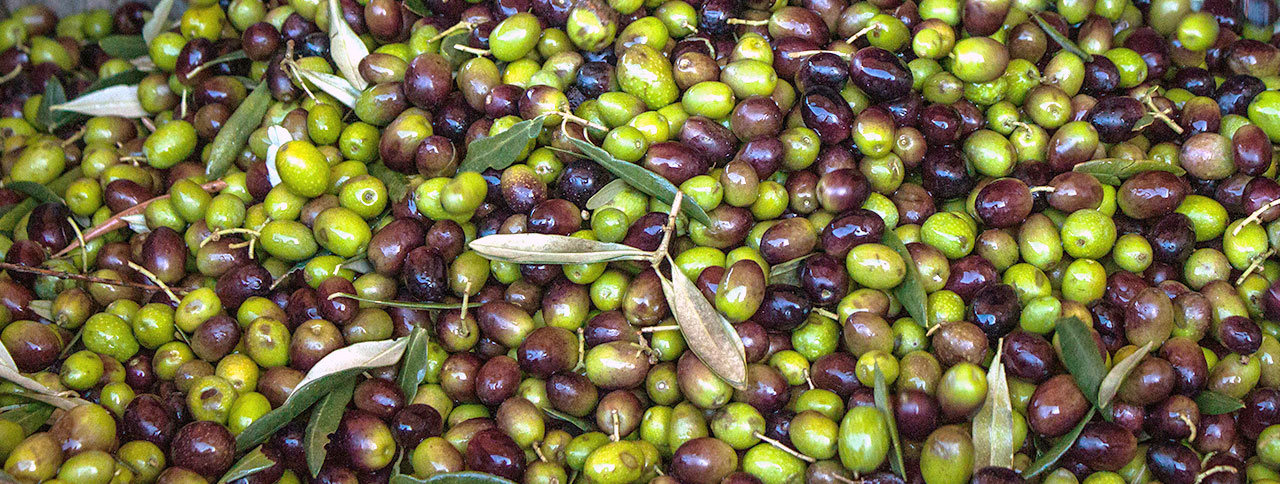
[[1147, 441, 1201, 484], [848, 47, 912, 101]]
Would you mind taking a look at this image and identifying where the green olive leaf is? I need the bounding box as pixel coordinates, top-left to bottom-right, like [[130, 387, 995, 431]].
[[873, 366, 906, 477], [1073, 158, 1186, 186], [1055, 316, 1107, 406], [458, 116, 547, 173], [293, 68, 361, 109], [86, 69, 149, 94], [0, 168, 81, 234], [207, 82, 271, 179], [142, 0, 177, 44], [585, 179, 630, 211], [327, 292, 482, 310], [51, 85, 147, 119], [544, 407, 595, 432], [882, 228, 927, 326], [973, 341, 1014, 470], [1195, 391, 1246, 415], [469, 234, 652, 264], [403, 0, 429, 16], [326, 0, 370, 90], [369, 162, 410, 202], [392, 471, 521, 484], [5, 181, 64, 205], [36, 77, 66, 133], [306, 377, 357, 477], [98, 35, 148, 60], [217, 446, 275, 484], [569, 137, 713, 227], [397, 325, 432, 402], [440, 31, 476, 68], [767, 254, 813, 287], [1097, 341, 1154, 409], [1026, 9, 1093, 62], [1024, 407, 1097, 478], [659, 254, 748, 390], [236, 338, 408, 452], [1, 402, 53, 435]]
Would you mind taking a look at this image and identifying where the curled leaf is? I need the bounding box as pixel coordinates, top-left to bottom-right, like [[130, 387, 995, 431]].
[[51, 85, 147, 119], [142, 0, 177, 44], [294, 67, 362, 108], [1097, 342, 1154, 409], [569, 137, 712, 227], [1055, 316, 1107, 406], [458, 116, 548, 172], [973, 341, 1013, 469], [659, 255, 747, 389], [206, 83, 270, 179], [327, 0, 370, 90], [469, 234, 652, 264], [767, 254, 814, 287], [306, 378, 356, 477]]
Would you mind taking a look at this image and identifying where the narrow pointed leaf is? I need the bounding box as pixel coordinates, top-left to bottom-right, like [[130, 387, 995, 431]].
[[973, 342, 1013, 469], [767, 254, 813, 287], [586, 179, 631, 210], [207, 82, 271, 179], [882, 228, 927, 326], [327, 0, 370, 90], [1195, 391, 1245, 415], [369, 162, 410, 201], [403, 0, 429, 15], [874, 366, 906, 477], [36, 77, 66, 132], [1, 403, 53, 435], [569, 137, 713, 227], [1097, 342, 1154, 409], [545, 407, 595, 432], [6, 181, 64, 204], [1055, 316, 1107, 406], [440, 31, 476, 68], [236, 338, 408, 451], [397, 325, 432, 402], [659, 257, 748, 389], [392, 471, 521, 484], [98, 35, 148, 60], [217, 446, 274, 484], [1073, 158, 1186, 185], [86, 69, 148, 93], [1027, 9, 1093, 62], [458, 116, 547, 172], [306, 378, 356, 477], [469, 234, 651, 264], [142, 0, 177, 44], [51, 85, 147, 119], [294, 68, 361, 108], [0, 366, 91, 410], [1024, 408, 1096, 478]]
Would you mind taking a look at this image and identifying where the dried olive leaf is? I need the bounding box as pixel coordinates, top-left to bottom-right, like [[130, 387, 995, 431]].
[[469, 234, 652, 264], [1026, 9, 1093, 62], [328, 292, 481, 310], [874, 366, 906, 477], [586, 179, 630, 210], [36, 77, 66, 132], [569, 137, 713, 227], [0, 366, 91, 410], [393, 471, 521, 484], [1055, 316, 1107, 406], [458, 116, 547, 173], [236, 338, 408, 451], [1073, 158, 1186, 186], [217, 446, 275, 484], [5, 182, 64, 204], [51, 85, 147, 119], [294, 68, 361, 109], [882, 228, 927, 326], [98, 35, 148, 60], [207, 82, 271, 179], [369, 162, 410, 201], [142, 0, 177, 44], [1024, 408, 1096, 478], [326, 0, 370, 90], [659, 256, 748, 390], [973, 341, 1014, 470], [1097, 341, 1154, 409], [1, 403, 54, 435], [306, 377, 356, 477], [544, 407, 595, 432], [397, 325, 431, 402], [1195, 391, 1245, 415]]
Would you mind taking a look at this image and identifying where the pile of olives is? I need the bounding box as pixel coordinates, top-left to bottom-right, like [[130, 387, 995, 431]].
[[0, 0, 1275, 483]]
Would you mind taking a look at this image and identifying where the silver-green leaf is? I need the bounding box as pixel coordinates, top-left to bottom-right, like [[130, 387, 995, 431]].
[[458, 116, 547, 173], [659, 255, 748, 390], [469, 234, 652, 264], [972, 341, 1013, 470], [326, 0, 370, 90], [1097, 341, 1154, 409], [142, 0, 177, 44]]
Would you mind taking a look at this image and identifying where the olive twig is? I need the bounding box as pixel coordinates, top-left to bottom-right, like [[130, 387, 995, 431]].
[[200, 228, 261, 248], [752, 432, 815, 463], [58, 328, 84, 359], [803, 368, 814, 390], [1140, 89, 1184, 135], [56, 179, 227, 258], [65, 217, 89, 272], [558, 110, 608, 133], [610, 410, 621, 441], [726, 18, 768, 26], [690, 37, 716, 59], [454, 45, 491, 57], [179, 89, 189, 120], [60, 126, 86, 147], [813, 308, 840, 320], [1179, 413, 1197, 442], [1029, 186, 1056, 193], [532, 443, 549, 462], [639, 325, 681, 333], [127, 261, 181, 304], [1231, 197, 1280, 236], [844, 24, 879, 44], [650, 192, 684, 271], [0, 262, 191, 295], [459, 281, 473, 323], [427, 21, 476, 43], [787, 50, 852, 59], [0, 65, 21, 85], [1236, 248, 1275, 285], [680, 21, 698, 34]]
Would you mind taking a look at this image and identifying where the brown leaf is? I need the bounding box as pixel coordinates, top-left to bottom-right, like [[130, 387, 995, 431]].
[[659, 255, 747, 390]]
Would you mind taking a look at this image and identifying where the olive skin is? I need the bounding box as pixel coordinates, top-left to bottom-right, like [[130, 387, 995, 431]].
[[1028, 374, 1089, 438], [170, 421, 235, 477]]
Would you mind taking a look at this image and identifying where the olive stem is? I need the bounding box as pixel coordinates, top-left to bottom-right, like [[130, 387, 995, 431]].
[[1179, 413, 1197, 442], [459, 281, 473, 323], [803, 368, 814, 390], [828, 474, 863, 484], [532, 443, 549, 462], [752, 432, 815, 463], [1231, 197, 1280, 236], [690, 37, 717, 59], [454, 45, 491, 57], [925, 323, 942, 336], [650, 192, 685, 270], [427, 21, 476, 44], [139, 117, 157, 134], [55, 180, 229, 258], [813, 308, 840, 320], [558, 111, 608, 133], [179, 90, 189, 120], [640, 325, 681, 333], [127, 261, 181, 304], [1140, 90, 1184, 135], [845, 24, 879, 44], [58, 328, 84, 359], [1236, 248, 1274, 285], [787, 50, 852, 59], [575, 328, 586, 371], [1029, 186, 1056, 193], [1193, 466, 1236, 484], [680, 21, 698, 34], [726, 18, 768, 26], [64, 217, 89, 272], [610, 410, 621, 441], [0, 262, 191, 295], [200, 228, 261, 248], [0, 65, 20, 85], [60, 127, 86, 147]]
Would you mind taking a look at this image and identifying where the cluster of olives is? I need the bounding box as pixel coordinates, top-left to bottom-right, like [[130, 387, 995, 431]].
[[0, 0, 1275, 483]]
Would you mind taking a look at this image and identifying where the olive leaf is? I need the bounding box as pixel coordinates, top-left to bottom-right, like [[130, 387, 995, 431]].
[[6, 181, 65, 205], [1195, 391, 1245, 415], [98, 35, 148, 60], [458, 116, 548, 173], [28, 300, 53, 321], [142, 0, 177, 44], [585, 179, 630, 210], [393, 471, 521, 484], [569, 137, 713, 227], [882, 228, 927, 326], [51, 85, 147, 119], [264, 125, 293, 187], [293, 68, 361, 109], [236, 338, 409, 451], [1096, 341, 1154, 409], [1026, 8, 1093, 62], [397, 325, 432, 402], [36, 77, 66, 133], [402, 0, 429, 16], [0, 168, 81, 235], [327, 292, 482, 310], [873, 366, 906, 477], [306, 377, 356, 477], [217, 446, 275, 484], [326, 0, 370, 90], [369, 163, 410, 201], [767, 254, 814, 287], [1, 402, 54, 435], [659, 254, 748, 390], [1024, 408, 1097, 478], [469, 234, 652, 264], [972, 341, 1014, 470], [440, 31, 476, 68], [86, 69, 149, 93], [1073, 158, 1186, 186], [207, 82, 271, 179], [544, 407, 595, 432], [1055, 316, 1107, 406], [0, 366, 91, 410]]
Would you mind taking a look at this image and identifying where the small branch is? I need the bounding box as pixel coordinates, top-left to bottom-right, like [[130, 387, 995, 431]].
[[650, 192, 683, 270], [65, 217, 88, 272], [753, 432, 815, 463], [453, 45, 490, 56], [427, 21, 475, 43], [559, 110, 608, 133], [640, 325, 681, 333], [127, 261, 180, 304], [726, 18, 768, 26], [0, 262, 189, 294], [845, 24, 878, 44], [54, 180, 228, 257], [1232, 197, 1280, 236], [1237, 248, 1275, 285], [814, 308, 840, 320]]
